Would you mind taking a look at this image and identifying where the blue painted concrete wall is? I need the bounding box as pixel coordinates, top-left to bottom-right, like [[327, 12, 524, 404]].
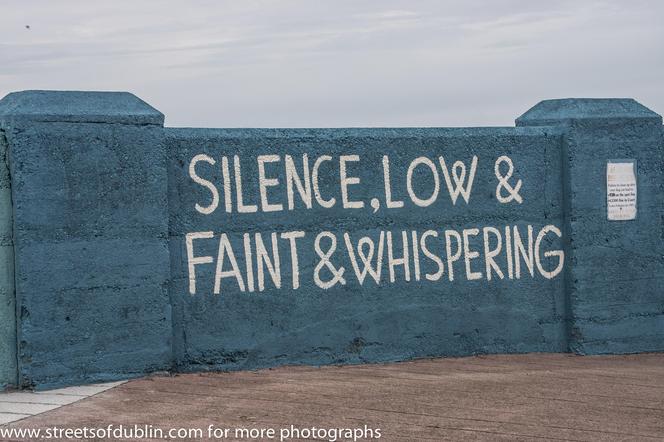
[[0, 91, 661, 389], [167, 127, 567, 371]]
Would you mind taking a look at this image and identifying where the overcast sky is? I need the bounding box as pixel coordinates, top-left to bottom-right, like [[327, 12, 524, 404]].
[[1, 0, 663, 127]]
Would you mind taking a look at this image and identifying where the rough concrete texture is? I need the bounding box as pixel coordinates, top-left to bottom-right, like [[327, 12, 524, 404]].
[[517, 99, 664, 354], [167, 127, 567, 372], [0, 131, 16, 388], [0, 92, 171, 389], [5, 353, 664, 441], [0, 91, 662, 390]]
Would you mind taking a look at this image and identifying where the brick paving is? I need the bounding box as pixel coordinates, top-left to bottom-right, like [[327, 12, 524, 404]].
[[2, 353, 664, 441]]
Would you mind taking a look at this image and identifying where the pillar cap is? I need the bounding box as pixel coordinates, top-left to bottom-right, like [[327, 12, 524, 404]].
[[516, 98, 661, 127], [0, 90, 164, 127]]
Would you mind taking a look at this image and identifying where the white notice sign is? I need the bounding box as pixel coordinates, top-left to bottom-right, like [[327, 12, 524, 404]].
[[607, 161, 637, 221]]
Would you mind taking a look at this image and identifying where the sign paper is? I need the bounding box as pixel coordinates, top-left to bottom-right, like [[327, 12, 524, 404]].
[[607, 161, 637, 221]]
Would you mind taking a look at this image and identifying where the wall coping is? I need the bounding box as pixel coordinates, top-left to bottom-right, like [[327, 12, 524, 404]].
[[0, 90, 164, 127], [516, 98, 662, 126]]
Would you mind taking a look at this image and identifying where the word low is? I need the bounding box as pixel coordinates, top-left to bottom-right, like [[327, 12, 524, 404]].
[[186, 224, 564, 295]]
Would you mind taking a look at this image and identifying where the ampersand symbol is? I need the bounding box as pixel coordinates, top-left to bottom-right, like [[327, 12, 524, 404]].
[[494, 156, 523, 204], [314, 232, 346, 289]]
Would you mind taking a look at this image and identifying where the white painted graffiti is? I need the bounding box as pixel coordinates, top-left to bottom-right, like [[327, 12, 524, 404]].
[[185, 153, 565, 294]]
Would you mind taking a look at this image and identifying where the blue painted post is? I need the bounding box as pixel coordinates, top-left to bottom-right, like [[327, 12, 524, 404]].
[[0, 91, 172, 388], [517, 99, 664, 354], [0, 130, 16, 388]]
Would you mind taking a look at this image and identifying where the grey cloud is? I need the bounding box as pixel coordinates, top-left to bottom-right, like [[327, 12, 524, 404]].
[[0, 0, 662, 127]]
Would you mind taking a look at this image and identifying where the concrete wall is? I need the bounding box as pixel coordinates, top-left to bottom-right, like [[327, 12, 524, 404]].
[[167, 127, 567, 371], [0, 91, 661, 389]]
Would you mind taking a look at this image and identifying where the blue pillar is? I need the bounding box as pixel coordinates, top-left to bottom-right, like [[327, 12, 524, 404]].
[[517, 99, 664, 354], [0, 91, 172, 388], [0, 129, 16, 388]]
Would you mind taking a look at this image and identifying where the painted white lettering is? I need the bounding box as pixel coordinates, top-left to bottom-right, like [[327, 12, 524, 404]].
[[411, 230, 421, 281], [483, 226, 504, 280], [445, 230, 462, 281], [339, 155, 364, 209], [221, 156, 232, 213], [243, 233, 255, 292], [504, 225, 514, 279], [234, 155, 258, 213], [420, 230, 445, 282], [255, 232, 281, 291], [189, 154, 219, 215], [514, 225, 534, 278], [386, 231, 410, 283], [439, 155, 478, 205], [314, 231, 346, 289], [535, 225, 565, 279], [257, 155, 283, 212], [406, 157, 440, 207], [312, 155, 336, 208], [285, 154, 313, 210], [214, 233, 246, 294], [382, 155, 404, 209], [281, 231, 305, 289], [186, 231, 214, 295], [344, 232, 384, 285], [462, 228, 483, 281]]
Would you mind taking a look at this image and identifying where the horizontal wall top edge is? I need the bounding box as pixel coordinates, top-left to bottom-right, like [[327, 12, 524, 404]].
[[164, 126, 564, 139]]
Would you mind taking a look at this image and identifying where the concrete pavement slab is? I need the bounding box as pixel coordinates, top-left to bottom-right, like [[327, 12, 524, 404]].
[[1, 353, 662, 441]]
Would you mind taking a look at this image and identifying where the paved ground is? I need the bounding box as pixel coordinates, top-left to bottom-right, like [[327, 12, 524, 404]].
[[0, 381, 125, 425], [1, 353, 663, 441]]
